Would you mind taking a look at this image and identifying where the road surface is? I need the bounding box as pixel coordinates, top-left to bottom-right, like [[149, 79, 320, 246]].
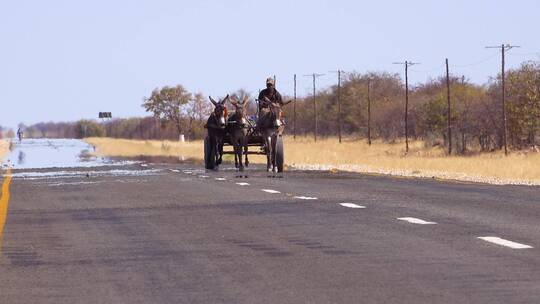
[[1, 139, 539, 303]]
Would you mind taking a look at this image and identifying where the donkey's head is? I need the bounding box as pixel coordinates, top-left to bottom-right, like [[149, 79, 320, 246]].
[[230, 96, 250, 126], [268, 101, 284, 128], [209, 95, 229, 128]]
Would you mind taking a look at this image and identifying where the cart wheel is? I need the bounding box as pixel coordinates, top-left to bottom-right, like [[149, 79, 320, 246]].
[[275, 135, 284, 173], [204, 136, 215, 170]]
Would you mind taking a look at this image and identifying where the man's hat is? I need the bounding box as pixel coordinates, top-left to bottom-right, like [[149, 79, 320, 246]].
[[266, 77, 275, 85]]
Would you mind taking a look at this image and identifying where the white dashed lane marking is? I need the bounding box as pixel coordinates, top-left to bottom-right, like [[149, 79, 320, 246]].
[[397, 217, 437, 225], [478, 236, 533, 249], [262, 189, 281, 194], [339, 203, 366, 209], [178, 173, 537, 252]]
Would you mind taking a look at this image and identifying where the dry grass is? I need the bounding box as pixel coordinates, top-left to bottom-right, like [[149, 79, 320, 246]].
[[86, 136, 540, 185], [85, 137, 202, 160], [285, 137, 540, 185], [0, 140, 9, 162]]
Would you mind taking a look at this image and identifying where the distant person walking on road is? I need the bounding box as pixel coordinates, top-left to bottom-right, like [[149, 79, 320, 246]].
[[17, 128, 23, 142]]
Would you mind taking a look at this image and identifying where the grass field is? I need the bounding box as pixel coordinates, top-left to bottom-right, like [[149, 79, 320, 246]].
[[86, 137, 540, 185]]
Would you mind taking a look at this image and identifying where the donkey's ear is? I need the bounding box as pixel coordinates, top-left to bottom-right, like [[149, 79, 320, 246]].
[[209, 96, 218, 106], [221, 94, 230, 104]]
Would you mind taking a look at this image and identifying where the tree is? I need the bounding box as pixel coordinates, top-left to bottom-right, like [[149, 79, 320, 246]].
[[185, 92, 212, 141], [74, 120, 105, 138], [142, 85, 192, 141], [340, 72, 404, 140], [507, 61, 540, 147]]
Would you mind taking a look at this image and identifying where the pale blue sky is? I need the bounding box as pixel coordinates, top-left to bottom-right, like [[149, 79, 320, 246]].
[[1, 0, 539, 129]]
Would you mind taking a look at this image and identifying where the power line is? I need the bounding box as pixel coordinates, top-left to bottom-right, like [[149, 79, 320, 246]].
[[506, 51, 540, 62], [407, 53, 502, 74], [451, 53, 501, 68], [507, 51, 540, 56], [407, 63, 446, 73]]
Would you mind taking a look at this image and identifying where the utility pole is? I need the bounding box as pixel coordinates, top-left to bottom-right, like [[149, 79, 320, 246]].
[[293, 74, 297, 140], [485, 44, 519, 156], [329, 69, 344, 143], [446, 58, 452, 155], [303, 73, 325, 142], [367, 78, 372, 146], [393, 60, 420, 153]]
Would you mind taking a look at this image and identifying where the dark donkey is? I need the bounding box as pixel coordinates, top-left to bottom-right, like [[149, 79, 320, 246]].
[[228, 96, 251, 172], [258, 97, 292, 172], [204, 95, 229, 169]]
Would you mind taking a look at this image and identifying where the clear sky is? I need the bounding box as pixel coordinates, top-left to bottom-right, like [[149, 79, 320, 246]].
[[1, 0, 539, 129]]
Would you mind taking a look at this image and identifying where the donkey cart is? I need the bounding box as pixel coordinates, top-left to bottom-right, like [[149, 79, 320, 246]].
[[204, 117, 285, 173]]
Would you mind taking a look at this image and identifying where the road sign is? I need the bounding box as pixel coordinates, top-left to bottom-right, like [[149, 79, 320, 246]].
[[99, 112, 112, 118]]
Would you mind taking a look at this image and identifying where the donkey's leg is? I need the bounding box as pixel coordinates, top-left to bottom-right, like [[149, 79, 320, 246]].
[[210, 136, 219, 170], [217, 138, 224, 165], [234, 149, 239, 168], [244, 139, 249, 167], [215, 142, 221, 171], [235, 142, 241, 170], [210, 136, 216, 163], [238, 141, 244, 172], [232, 136, 240, 168], [240, 136, 248, 172], [219, 138, 223, 165], [265, 135, 272, 172], [271, 134, 277, 173]]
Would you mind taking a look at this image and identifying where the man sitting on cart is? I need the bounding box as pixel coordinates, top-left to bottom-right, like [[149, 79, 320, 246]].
[[258, 77, 284, 113], [257, 77, 292, 124]]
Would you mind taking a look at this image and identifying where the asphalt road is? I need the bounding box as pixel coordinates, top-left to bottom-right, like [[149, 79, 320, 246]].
[[1, 144, 540, 303]]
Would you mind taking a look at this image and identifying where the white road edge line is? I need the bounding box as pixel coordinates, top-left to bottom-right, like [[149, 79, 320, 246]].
[[339, 203, 365, 209], [215, 177, 227, 181], [294, 196, 318, 200], [478, 236, 533, 249], [397, 217, 437, 225], [262, 189, 280, 194], [236, 182, 250, 186]]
